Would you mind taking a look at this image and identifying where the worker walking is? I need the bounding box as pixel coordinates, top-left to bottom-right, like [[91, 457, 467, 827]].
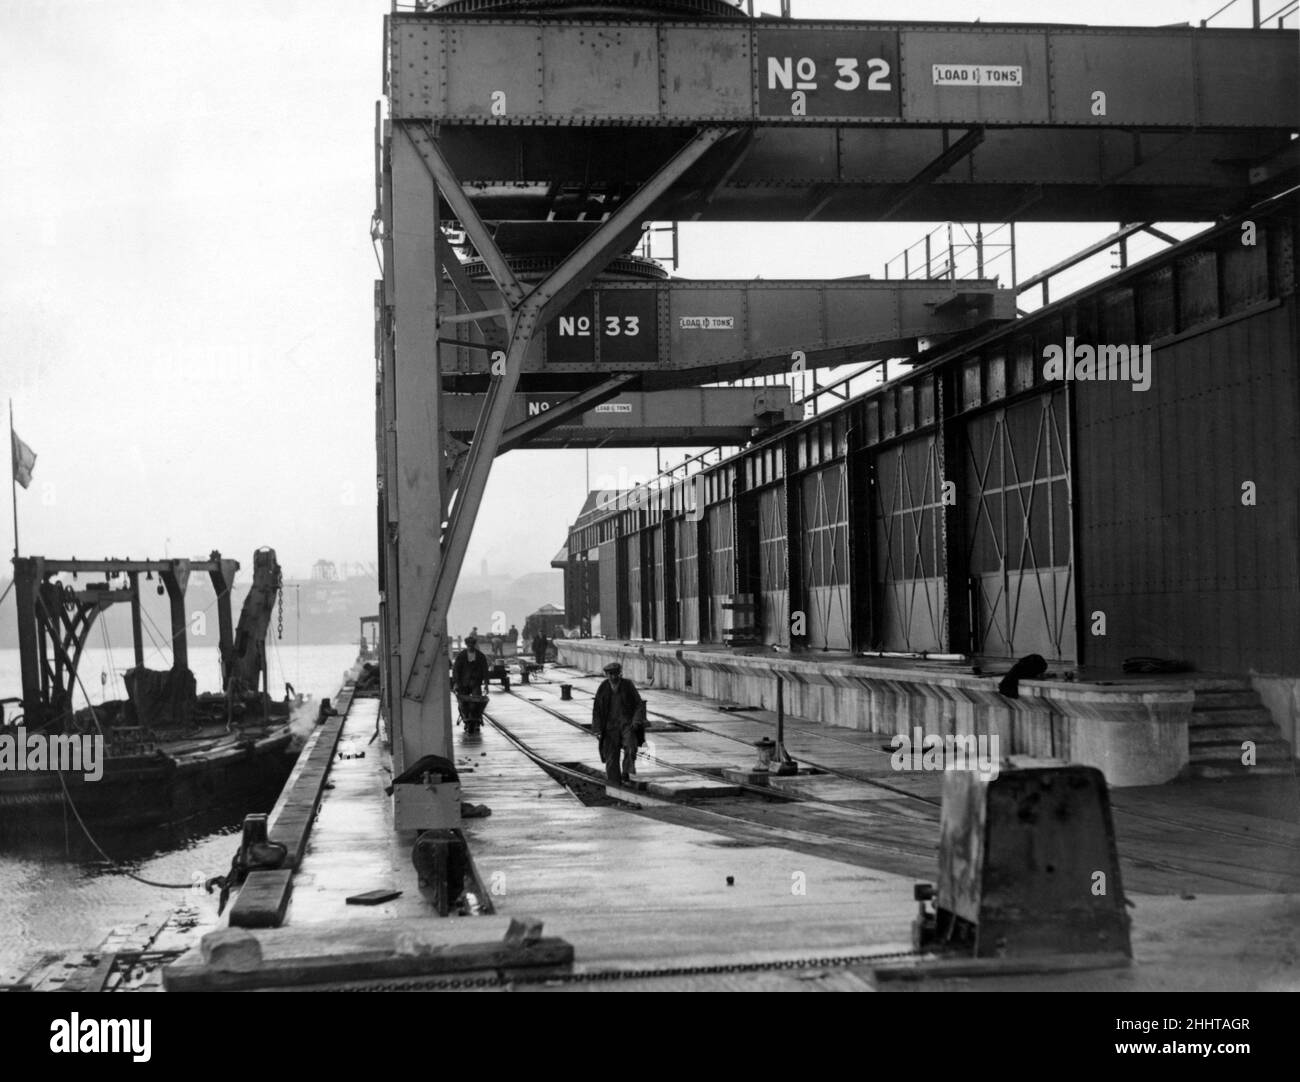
[[591, 661, 646, 786], [532, 631, 548, 667], [452, 635, 489, 697]]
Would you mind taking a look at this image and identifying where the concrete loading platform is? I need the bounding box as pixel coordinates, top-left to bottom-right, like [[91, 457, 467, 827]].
[[558, 640, 1299, 787], [163, 662, 1300, 992]]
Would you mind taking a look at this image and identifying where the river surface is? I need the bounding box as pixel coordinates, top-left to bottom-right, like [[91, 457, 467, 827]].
[[0, 643, 359, 983]]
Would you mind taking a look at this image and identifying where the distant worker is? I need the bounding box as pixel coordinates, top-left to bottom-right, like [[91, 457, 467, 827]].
[[507, 624, 519, 649], [490, 630, 504, 658], [591, 662, 646, 786], [531, 631, 548, 667], [453, 634, 490, 696]]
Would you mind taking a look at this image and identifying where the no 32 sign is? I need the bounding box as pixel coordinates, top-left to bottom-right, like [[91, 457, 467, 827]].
[[756, 30, 901, 119]]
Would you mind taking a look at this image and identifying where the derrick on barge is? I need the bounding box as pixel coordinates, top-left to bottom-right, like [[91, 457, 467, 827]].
[[1, 548, 297, 845]]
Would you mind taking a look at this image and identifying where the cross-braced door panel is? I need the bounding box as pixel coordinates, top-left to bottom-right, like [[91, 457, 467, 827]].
[[675, 517, 699, 642], [704, 505, 733, 645], [799, 464, 851, 651], [624, 533, 643, 640], [964, 392, 1075, 661], [652, 526, 667, 640], [598, 539, 619, 638], [758, 486, 789, 645], [872, 436, 947, 653]]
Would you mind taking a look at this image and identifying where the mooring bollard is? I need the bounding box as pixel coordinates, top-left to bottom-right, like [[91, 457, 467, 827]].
[[560, 684, 573, 701]]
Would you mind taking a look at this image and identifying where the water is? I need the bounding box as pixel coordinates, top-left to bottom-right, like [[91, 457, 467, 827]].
[[0, 642, 360, 984]]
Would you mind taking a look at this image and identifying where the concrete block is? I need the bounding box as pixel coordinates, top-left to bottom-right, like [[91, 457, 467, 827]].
[[722, 766, 770, 786], [644, 776, 742, 800], [200, 928, 263, 972]]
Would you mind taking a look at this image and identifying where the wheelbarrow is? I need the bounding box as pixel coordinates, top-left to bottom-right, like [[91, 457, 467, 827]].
[[456, 690, 489, 734]]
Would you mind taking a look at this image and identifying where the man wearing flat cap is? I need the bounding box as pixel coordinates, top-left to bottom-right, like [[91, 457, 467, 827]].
[[592, 661, 646, 786], [452, 634, 489, 698]]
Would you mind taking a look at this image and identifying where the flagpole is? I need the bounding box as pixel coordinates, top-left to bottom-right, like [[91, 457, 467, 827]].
[[9, 399, 19, 561]]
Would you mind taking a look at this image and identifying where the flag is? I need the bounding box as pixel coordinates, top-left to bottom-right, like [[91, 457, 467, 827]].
[[11, 429, 36, 489]]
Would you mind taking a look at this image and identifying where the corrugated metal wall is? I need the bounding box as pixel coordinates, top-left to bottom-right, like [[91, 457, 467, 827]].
[[1078, 298, 1300, 672]]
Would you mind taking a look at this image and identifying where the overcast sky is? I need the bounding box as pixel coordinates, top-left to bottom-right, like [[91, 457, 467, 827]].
[[1, 0, 1286, 582]]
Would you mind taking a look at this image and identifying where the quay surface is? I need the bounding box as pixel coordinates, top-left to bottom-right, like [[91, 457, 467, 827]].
[[163, 663, 1300, 992]]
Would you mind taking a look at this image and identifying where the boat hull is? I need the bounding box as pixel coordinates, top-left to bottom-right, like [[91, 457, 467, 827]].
[[0, 728, 298, 852]]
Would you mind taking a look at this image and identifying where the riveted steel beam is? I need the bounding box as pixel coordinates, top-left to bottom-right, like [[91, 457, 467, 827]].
[[391, 17, 1299, 131], [443, 385, 800, 450], [877, 128, 985, 221], [438, 276, 1015, 392], [496, 375, 636, 455], [404, 123, 524, 308], [436, 231, 507, 345]]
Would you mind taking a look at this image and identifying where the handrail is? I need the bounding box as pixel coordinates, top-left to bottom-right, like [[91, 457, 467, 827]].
[[883, 221, 1016, 285]]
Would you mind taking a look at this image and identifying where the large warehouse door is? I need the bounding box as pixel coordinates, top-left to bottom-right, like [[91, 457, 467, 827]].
[[675, 517, 700, 642], [598, 539, 619, 638], [758, 486, 789, 646], [872, 436, 946, 653], [624, 533, 642, 640], [704, 505, 733, 645], [964, 392, 1075, 661], [651, 526, 667, 640], [799, 464, 851, 651]]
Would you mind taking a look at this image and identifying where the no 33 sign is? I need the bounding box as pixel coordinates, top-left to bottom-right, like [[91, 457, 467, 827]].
[[757, 30, 901, 119], [545, 290, 659, 366]]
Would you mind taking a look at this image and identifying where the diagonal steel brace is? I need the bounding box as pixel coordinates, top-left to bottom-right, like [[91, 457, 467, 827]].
[[498, 375, 636, 456]]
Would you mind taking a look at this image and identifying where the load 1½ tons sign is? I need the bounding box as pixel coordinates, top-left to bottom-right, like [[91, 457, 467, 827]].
[[756, 29, 901, 119]]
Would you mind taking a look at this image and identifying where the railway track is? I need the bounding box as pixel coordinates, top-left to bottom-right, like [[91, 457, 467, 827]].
[[481, 691, 940, 870], [541, 672, 1300, 853], [522, 670, 942, 807], [519, 670, 1300, 892], [504, 671, 1300, 889]]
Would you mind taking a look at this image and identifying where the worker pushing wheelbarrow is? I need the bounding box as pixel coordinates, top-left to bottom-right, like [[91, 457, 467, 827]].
[[452, 635, 491, 735], [457, 689, 488, 734]]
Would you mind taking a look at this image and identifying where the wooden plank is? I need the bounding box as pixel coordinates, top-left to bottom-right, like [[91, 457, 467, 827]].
[[229, 870, 293, 929], [164, 936, 574, 992], [269, 709, 351, 869]]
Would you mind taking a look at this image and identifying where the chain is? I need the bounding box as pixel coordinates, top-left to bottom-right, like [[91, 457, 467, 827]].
[[320, 947, 928, 992], [276, 568, 283, 640]]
